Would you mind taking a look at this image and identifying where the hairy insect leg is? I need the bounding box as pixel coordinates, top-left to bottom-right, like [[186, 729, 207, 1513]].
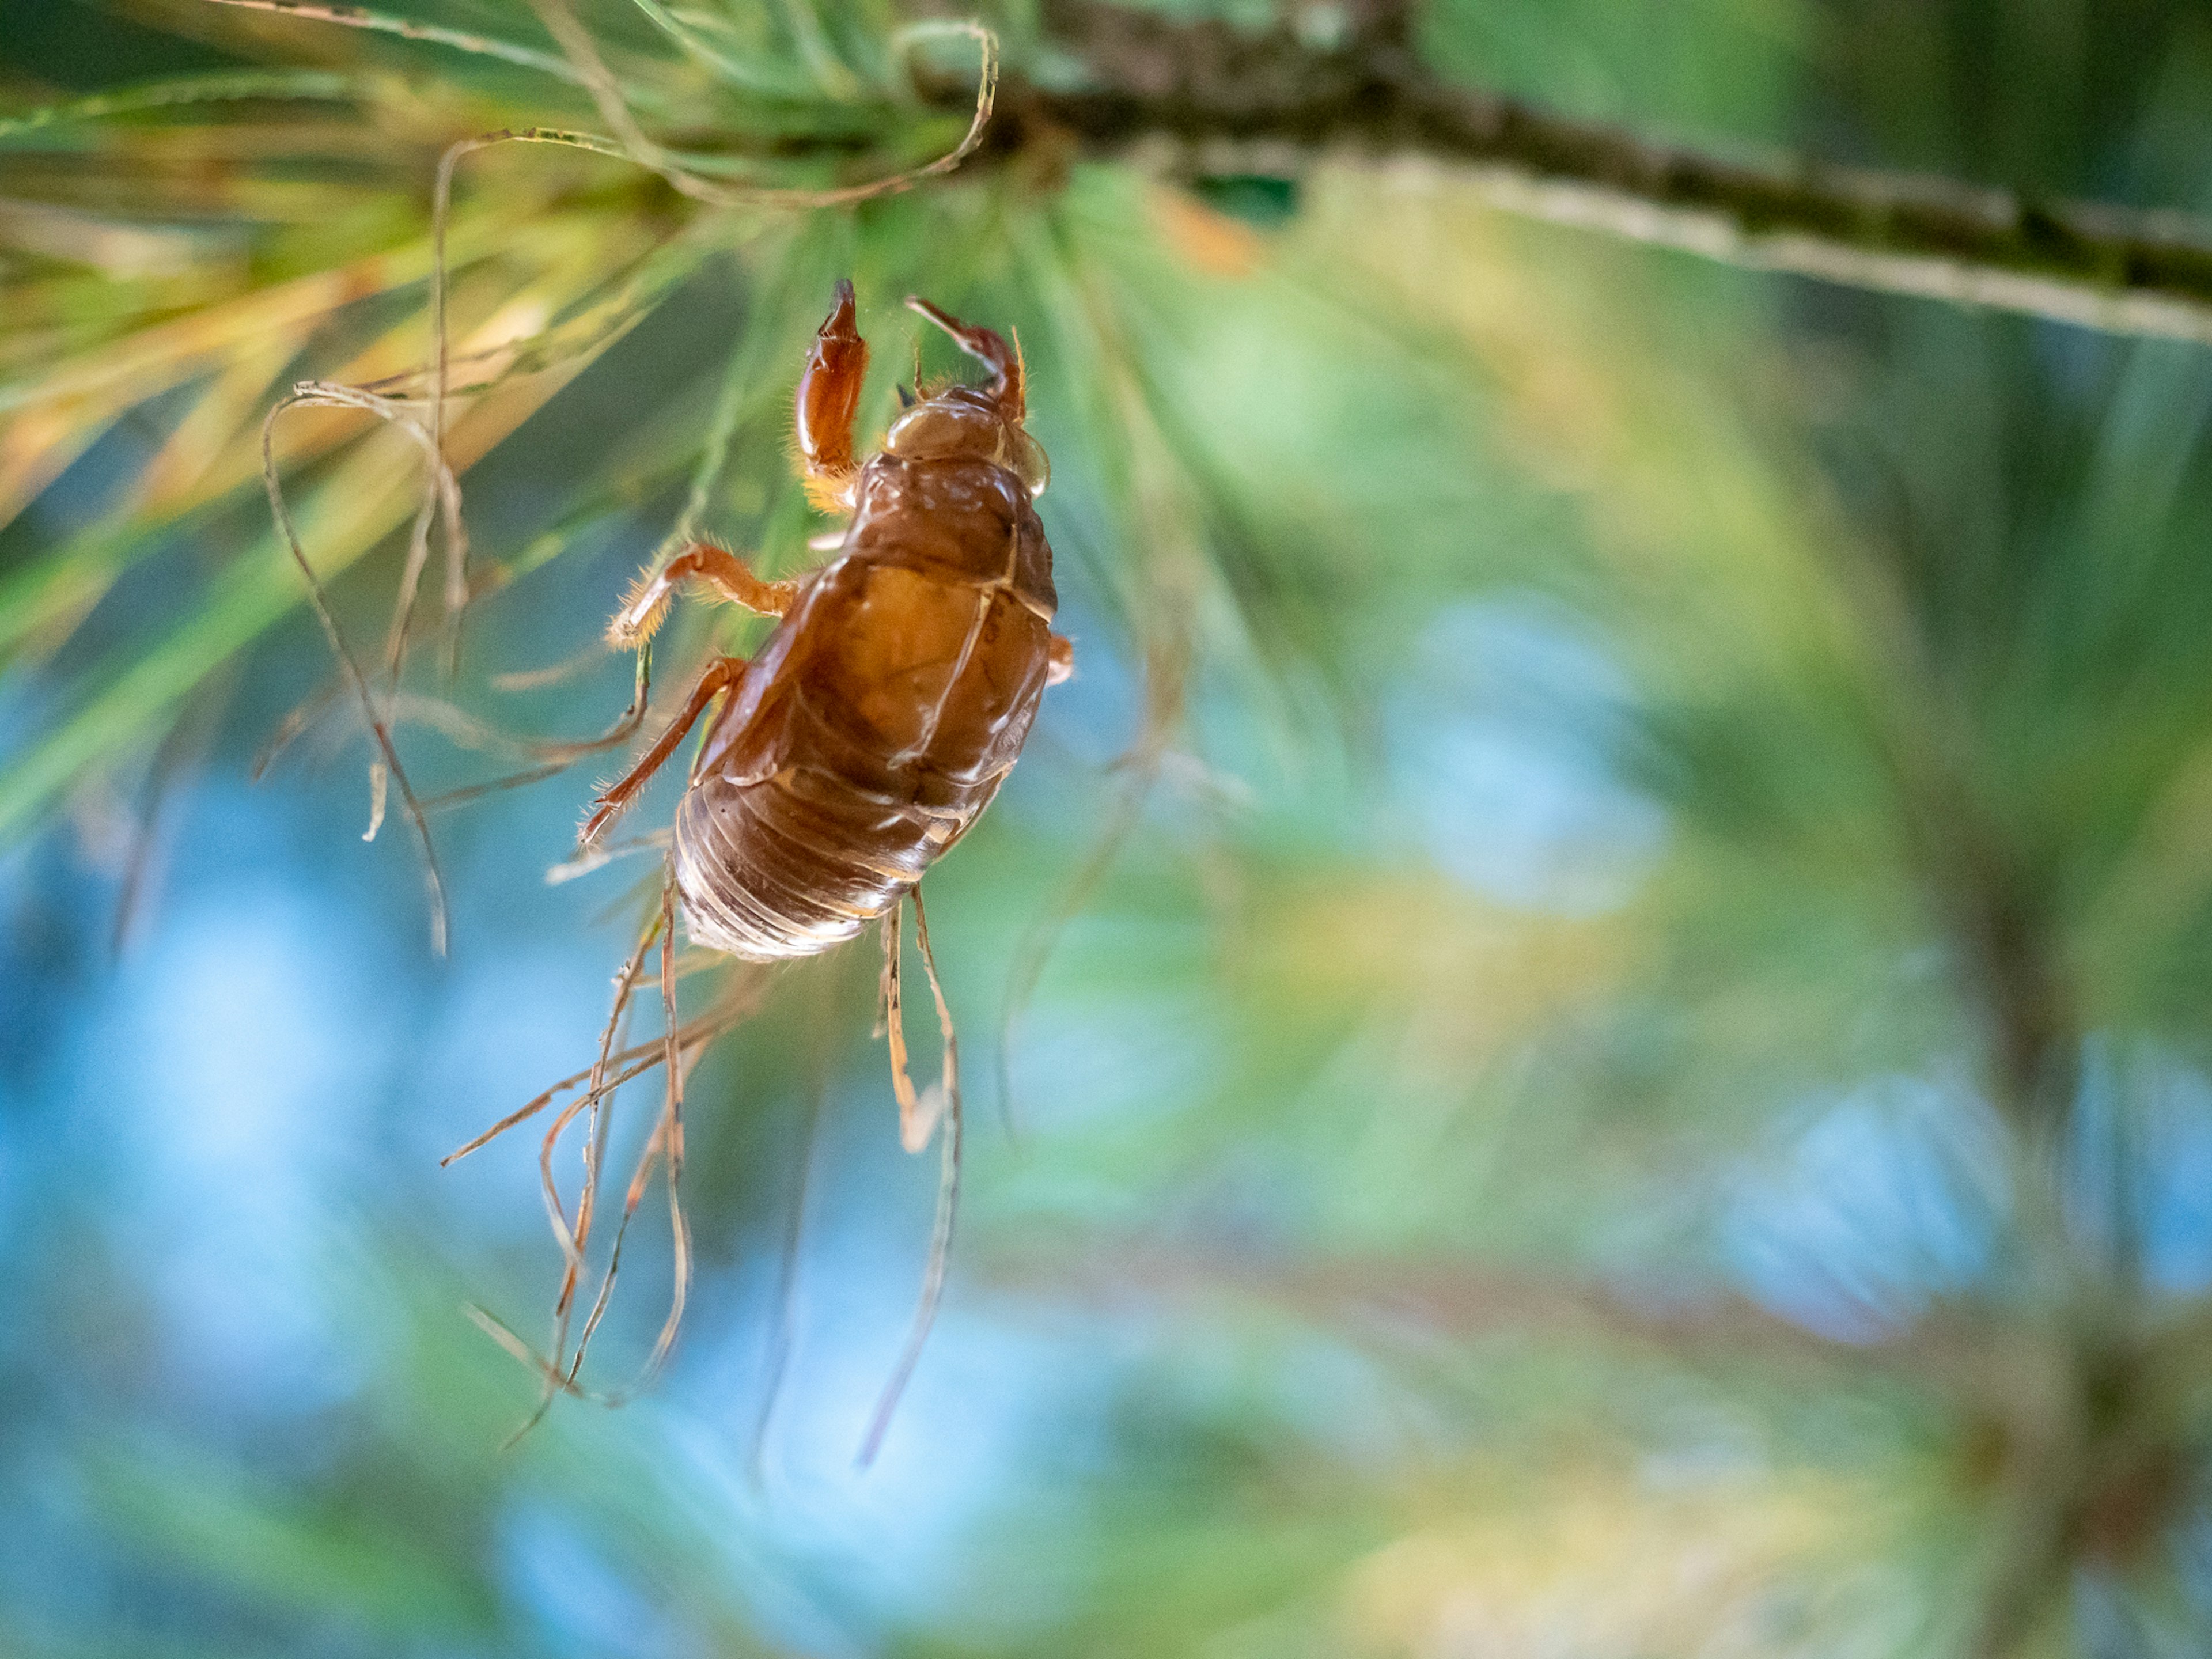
[[581, 655, 747, 844], [906, 296, 1024, 421], [796, 278, 869, 513], [609, 542, 798, 647]]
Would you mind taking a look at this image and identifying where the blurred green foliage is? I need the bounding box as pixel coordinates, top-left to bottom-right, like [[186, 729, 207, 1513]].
[[9, 1, 2212, 1656]]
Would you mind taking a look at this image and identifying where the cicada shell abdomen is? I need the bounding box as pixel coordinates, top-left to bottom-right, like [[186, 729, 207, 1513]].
[[672, 442, 1058, 960]]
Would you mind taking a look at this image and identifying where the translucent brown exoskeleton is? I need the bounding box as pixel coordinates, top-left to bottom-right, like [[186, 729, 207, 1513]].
[[589, 287, 1063, 968], [584, 279, 1069, 1113], [550, 282, 1071, 1453]]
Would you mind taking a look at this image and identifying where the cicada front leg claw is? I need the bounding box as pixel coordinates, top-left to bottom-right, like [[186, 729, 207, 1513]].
[[796, 278, 869, 514]]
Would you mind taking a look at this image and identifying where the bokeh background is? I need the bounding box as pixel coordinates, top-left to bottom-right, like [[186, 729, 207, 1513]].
[[9, 1, 2212, 1654]]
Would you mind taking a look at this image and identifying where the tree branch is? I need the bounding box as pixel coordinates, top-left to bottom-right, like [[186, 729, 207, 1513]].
[[950, 0, 2212, 346]]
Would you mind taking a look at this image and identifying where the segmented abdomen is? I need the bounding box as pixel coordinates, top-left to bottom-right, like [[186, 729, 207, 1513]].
[[672, 455, 1056, 961], [673, 755, 978, 959]]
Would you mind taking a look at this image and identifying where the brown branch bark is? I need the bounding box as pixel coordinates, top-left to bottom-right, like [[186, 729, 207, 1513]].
[[942, 0, 2212, 347]]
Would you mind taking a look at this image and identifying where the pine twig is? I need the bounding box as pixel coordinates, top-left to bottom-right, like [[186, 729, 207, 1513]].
[[947, 0, 2212, 347]]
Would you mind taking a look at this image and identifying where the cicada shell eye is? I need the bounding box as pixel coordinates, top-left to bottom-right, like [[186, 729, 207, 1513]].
[[1010, 430, 1050, 497]]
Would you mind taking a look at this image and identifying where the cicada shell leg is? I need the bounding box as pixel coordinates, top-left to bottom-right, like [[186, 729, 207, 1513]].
[[581, 655, 747, 845], [905, 296, 1023, 422], [609, 541, 797, 648], [880, 899, 927, 1153], [796, 278, 869, 513]]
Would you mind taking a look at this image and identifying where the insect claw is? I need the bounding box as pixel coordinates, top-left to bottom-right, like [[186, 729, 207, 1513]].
[[903, 296, 995, 358], [608, 566, 672, 647], [797, 281, 868, 492], [903, 295, 1021, 416], [903, 294, 953, 330], [578, 793, 624, 847]]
